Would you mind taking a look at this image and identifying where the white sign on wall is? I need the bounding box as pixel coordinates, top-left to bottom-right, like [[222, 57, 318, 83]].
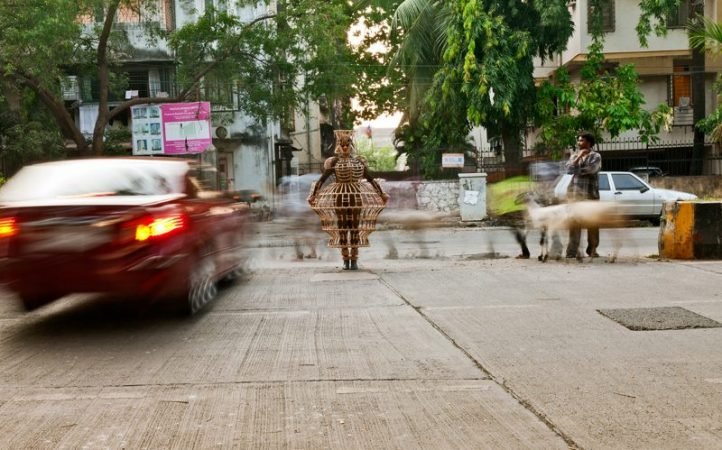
[[442, 153, 465, 168]]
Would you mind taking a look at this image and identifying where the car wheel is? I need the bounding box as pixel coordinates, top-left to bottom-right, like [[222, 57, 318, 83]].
[[19, 291, 62, 311], [184, 252, 218, 315], [221, 253, 249, 285]]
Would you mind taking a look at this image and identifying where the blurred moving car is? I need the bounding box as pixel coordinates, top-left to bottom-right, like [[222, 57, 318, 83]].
[[554, 171, 697, 223], [0, 157, 250, 314], [229, 189, 264, 204], [629, 166, 666, 178]]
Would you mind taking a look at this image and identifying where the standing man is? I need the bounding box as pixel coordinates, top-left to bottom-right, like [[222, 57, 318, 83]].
[[565, 131, 602, 259]]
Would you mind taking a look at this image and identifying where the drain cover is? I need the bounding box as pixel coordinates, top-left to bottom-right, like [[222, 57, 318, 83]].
[[598, 307, 722, 331]]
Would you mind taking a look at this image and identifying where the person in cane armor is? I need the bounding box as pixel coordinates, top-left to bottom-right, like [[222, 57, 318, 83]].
[[307, 130, 389, 270]]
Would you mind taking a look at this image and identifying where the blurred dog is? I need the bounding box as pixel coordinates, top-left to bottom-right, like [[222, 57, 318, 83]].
[[378, 209, 450, 259], [523, 195, 626, 262]]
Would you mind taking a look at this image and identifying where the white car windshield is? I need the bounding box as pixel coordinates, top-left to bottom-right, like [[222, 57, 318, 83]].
[[0, 159, 188, 202]]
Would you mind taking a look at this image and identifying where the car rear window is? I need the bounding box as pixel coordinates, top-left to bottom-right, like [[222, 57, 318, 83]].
[[0, 159, 188, 202], [598, 173, 610, 191]]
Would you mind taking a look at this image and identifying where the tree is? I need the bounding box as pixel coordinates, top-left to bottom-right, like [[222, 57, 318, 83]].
[[0, 0, 358, 156], [534, 40, 672, 158], [0, 77, 66, 176], [356, 139, 397, 171], [532, 0, 682, 158], [348, 0, 471, 178], [370, 0, 694, 177], [427, 0, 574, 172]]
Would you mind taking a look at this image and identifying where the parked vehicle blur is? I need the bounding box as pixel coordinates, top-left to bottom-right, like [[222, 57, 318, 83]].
[[629, 166, 666, 178], [0, 157, 250, 314], [229, 189, 264, 204], [554, 171, 697, 223]]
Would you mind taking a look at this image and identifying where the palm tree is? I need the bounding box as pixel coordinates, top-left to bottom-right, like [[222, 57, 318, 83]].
[[389, 0, 450, 124]]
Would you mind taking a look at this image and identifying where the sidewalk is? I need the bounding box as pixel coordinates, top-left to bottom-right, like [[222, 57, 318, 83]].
[[246, 227, 722, 449]]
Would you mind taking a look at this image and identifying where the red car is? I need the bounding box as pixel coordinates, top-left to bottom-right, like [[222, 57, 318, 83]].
[[0, 157, 250, 314]]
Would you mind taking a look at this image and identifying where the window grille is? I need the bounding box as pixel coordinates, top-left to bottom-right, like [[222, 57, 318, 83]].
[[587, 0, 615, 33]]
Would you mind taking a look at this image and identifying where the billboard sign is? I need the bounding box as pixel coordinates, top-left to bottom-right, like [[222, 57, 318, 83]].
[[132, 102, 212, 156]]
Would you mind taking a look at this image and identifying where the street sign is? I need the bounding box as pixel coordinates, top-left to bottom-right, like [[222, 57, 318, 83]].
[[442, 153, 465, 168]]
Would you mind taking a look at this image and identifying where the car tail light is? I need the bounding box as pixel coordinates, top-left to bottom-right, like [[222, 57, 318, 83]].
[[0, 217, 18, 238], [128, 214, 187, 242]]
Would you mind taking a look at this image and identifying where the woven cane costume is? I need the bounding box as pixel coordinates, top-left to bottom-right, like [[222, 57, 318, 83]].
[[307, 130, 389, 270]]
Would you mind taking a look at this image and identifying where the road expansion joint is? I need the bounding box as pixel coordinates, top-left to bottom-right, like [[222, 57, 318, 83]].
[[378, 275, 582, 449]]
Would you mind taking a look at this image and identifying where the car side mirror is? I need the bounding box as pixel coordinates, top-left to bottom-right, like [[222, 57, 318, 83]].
[[640, 186, 649, 193]]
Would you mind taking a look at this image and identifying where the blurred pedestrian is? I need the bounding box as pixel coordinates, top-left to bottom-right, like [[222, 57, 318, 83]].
[[565, 131, 602, 258], [488, 175, 534, 259]]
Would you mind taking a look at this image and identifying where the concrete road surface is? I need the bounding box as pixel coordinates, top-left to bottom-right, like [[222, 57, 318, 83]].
[[0, 223, 720, 449]]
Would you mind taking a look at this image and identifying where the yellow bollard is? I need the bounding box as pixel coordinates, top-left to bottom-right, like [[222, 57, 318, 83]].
[[659, 201, 722, 259]]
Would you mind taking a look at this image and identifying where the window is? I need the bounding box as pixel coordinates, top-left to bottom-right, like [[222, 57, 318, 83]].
[[667, 0, 692, 28], [598, 173, 610, 191], [612, 174, 646, 190], [670, 62, 692, 108], [204, 0, 227, 15], [159, 68, 175, 97], [127, 70, 150, 98], [587, 0, 615, 33], [204, 75, 237, 111]]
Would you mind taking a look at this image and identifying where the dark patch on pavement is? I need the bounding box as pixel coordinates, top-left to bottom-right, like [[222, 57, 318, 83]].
[[464, 252, 509, 260], [597, 306, 722, 331]]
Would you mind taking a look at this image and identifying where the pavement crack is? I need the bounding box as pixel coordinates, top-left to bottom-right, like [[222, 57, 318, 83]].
[[378, 275, 583, 450]]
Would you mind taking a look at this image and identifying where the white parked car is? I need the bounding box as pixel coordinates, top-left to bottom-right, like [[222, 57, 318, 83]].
[[553, 171, 697, 223]]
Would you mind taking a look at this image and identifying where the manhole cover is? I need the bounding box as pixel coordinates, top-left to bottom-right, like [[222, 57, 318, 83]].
[[598, 307, 722, 331]]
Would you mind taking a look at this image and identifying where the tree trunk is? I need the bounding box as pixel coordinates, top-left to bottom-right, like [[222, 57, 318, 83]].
[[91, 0, 121, 157], [690, 8, 706, 176], [502, 129, 522, 176]]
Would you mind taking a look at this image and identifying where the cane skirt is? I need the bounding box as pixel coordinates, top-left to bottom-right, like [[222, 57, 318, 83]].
[[310, 181, 385, 248]]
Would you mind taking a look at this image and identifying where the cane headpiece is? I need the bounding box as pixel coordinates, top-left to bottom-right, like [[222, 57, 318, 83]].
[[333, 130, 355, 155]]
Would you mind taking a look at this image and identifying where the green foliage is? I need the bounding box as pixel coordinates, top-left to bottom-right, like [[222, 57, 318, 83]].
[[0, 0, 361, 154], [375, 0, 690, 177], [0, 119, 66, 176], [424, 0, 572, 169], [635, 0, 683, 47], [103, 127, 133, 156], [0, 87, 67, 176], [356, 140, 398, 171], [534, 11, 673, 158], [689, 16, 722, 143], [696, 89, 722, 142]]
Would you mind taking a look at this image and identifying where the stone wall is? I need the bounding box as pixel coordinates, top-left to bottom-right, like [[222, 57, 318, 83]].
[[382, 180, 460, 213], [418, 181, 459, 213], [380, 175, 722, 216], [650, 176, 722, 200]]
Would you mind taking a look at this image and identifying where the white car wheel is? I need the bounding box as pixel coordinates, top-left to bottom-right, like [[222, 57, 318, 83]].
[[186, 253, 218, 315]]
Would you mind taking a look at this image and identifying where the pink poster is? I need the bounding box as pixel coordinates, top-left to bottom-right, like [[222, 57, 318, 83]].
[[160, 102, 212, 154]]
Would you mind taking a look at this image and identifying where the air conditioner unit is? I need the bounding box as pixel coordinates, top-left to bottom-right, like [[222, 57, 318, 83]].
[[678, 96, 690, 108], [213, 126, 229, 139], [62, 76, 80, 101]]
